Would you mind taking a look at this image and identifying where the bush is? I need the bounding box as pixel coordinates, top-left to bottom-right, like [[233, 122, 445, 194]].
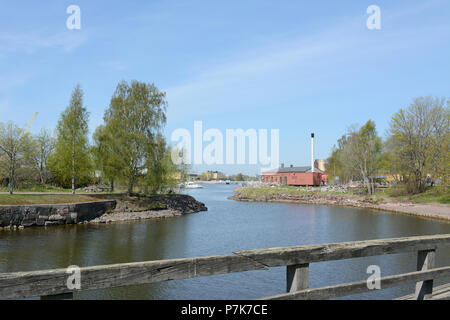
[[388, 184, 409, 197]]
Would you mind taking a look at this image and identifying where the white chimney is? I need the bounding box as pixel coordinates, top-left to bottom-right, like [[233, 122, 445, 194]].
[[311, 133, 315, 173]]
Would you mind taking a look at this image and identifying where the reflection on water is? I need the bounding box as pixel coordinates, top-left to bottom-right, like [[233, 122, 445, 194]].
[[0, 184, 449, 299]]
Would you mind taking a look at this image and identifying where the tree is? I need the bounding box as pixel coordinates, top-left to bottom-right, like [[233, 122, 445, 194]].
[[92, 125, 121, 191], [144, 134, 180, 194], [0, 122, 34, 194], [347, 120, 382, 194], [327, 121, 381, 194], [31, 128, 54, 184], [327, 134, 359, 184], [48, 85, 92, 193], [235, 173, 245, 181], [388, 96, 449, 193], [102, 80, 167, 195]]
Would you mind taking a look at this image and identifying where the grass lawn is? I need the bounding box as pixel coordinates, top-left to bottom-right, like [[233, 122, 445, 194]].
[[0, 194, 105, 205], [236, 185, 450, 205], [374, 186, 450, 204], [0, 185, 72, 193]]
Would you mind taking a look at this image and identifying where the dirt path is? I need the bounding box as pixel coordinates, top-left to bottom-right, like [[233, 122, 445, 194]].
[[373, 201, 450, 221]]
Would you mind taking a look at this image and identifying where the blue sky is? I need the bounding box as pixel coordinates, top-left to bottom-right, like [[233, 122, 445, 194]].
[[1, 0, 449, 175]]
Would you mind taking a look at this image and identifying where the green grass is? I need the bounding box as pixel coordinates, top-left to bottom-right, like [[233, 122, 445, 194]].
[[373, 186, 450, 204], [0, 184, 72, 193], [236, 185, 450, 205], [406, 187, 450, 204], [0, 194, 105, 205], [234, 185, 351, 199]]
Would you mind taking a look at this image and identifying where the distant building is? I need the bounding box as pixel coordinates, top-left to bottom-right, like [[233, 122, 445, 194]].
[[315, 159, 328, 172], [202, 171, 225, 181], [262, 164, 326, 186], [262, 133, 328, 186]]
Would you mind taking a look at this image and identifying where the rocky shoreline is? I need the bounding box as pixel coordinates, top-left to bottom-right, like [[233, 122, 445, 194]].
[[229, 191, 450, 222], [0, 194, 207, 229], [89, 194, 208, 224]]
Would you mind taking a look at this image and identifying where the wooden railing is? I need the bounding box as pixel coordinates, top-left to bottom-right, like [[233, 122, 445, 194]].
[[0, 234, 449, 300]]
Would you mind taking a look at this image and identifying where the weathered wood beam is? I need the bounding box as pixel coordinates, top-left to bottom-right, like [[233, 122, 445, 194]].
[[286, 264, 309, 292], [396, 283, 450, 300], [0, 254, 267, 299], [260, 266, 450, 300], [1, 234, 448, 299], [234, 234, 450, 267], [414, 249, 435, 300]]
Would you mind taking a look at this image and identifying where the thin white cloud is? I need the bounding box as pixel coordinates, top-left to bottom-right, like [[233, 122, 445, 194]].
[[0, 30, 88, 55], [164, 2, 450, 121]]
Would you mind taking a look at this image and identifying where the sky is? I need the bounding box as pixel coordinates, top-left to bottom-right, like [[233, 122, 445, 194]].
[[1, 0, 449, 175]]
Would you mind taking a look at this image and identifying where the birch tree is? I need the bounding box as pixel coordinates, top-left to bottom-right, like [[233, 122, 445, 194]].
[[31, 128, 54, 184], [0, 122, 33, 194], [102, 80, 167, 195], [389, 96, 449, 193], [49, 85, 91, 193]]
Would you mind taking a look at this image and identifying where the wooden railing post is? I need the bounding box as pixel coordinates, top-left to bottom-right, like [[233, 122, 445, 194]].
[[414, 249, 435, 300], [287, 263, 309, 292]]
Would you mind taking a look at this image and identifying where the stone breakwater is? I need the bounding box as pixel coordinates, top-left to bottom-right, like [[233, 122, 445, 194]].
[[229, 192, 374, 207], [0, 200, 116, 229], [0, 194, 209, 229], [229, 191, 450, 222], [90, 194, 208, 224]]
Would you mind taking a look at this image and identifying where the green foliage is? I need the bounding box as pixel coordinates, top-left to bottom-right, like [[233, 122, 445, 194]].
[[30, 128, 54, 184], [388, 96, 449, 193], [48, 85, 93, 192], [144, 134, 179, 194], [327, 120, 382, 194], [101, 80, 168, 194], [0, 121, 35, 194], [92, 124, 122, 190]]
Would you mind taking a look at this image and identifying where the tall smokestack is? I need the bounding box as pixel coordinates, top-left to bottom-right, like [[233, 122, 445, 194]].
[[311, 133, 315, 173]]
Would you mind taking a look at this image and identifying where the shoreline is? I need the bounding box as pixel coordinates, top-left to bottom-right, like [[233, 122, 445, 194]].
[[229, 193, 450, 222], [87, 209, 185, 224], [0, 194, 208, 230]]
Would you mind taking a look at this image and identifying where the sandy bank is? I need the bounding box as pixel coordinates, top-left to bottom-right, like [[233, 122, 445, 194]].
[[229, 192, 450, 222], [88, 209, 183, 223]]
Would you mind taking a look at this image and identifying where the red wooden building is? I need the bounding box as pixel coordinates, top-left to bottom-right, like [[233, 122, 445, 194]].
[[262, 165, 327, 186]]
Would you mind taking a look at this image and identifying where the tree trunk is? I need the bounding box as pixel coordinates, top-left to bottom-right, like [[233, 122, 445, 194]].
[[72, 142, 75, 195], [9, 166, 14, 195], [110, 179, 114, 192], [127, 182, 133, 196]]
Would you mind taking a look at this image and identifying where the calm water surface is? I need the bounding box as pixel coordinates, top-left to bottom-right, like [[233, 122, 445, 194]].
[[1, 184, 449, 299]]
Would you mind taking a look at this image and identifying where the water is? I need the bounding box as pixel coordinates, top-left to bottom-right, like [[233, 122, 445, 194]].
[[0, 184, 449, 299]]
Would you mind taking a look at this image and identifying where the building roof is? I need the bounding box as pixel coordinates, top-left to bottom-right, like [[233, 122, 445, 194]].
[[262, 166, 325, 175]]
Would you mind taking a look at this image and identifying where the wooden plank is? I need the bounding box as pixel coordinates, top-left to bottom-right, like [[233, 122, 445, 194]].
[[0, 254, 267, 299], [286, 264, 309, 292], [234, 234, 450, 267], [260, 266, 450, 300], [414, 249, 435, 300], [1, 234, 448, 299], [396, 283, 450, 300]]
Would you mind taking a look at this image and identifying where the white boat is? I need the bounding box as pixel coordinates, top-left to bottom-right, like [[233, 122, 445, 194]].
[[184, 182, 203, 189]]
